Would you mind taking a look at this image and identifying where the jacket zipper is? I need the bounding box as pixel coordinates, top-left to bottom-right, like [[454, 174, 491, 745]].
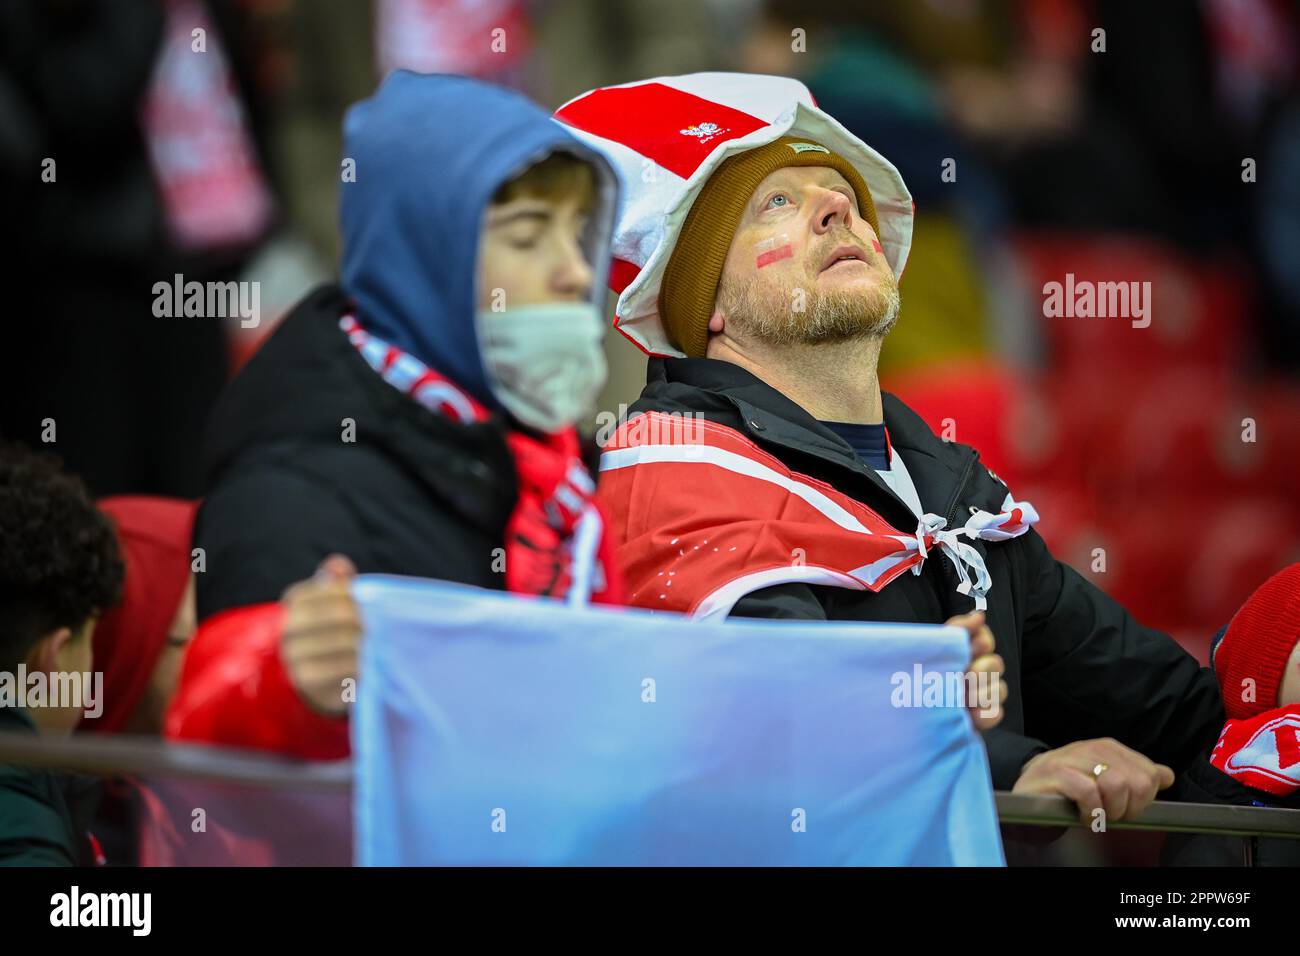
[[943, 449, 980, 528]]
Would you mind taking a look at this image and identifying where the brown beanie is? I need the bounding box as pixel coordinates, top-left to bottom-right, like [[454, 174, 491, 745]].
[[1212, 563, 1300, 719], [659, 136, 879, 358]]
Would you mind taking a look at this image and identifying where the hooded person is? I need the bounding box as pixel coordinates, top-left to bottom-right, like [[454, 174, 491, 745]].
[[1161, 565, 1300, 866], [168, 71, 624, 758], [85, 497, 198, 737], [80, 495, 275, 865], [555, 73, 1223, 825]]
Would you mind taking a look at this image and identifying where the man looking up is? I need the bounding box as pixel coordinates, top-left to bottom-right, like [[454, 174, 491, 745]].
[[558, 73, 1222, 823]]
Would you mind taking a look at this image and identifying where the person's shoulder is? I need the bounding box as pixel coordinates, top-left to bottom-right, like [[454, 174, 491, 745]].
[[280, 283, 353, 328], [633, 364, 746, 423], [0, 762, 71, 830], [233, 284, 353, 369], [0, 762, 41, 790]]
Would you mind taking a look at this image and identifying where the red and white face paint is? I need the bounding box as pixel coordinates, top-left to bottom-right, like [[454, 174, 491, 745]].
[[754, 233, 793, 269]]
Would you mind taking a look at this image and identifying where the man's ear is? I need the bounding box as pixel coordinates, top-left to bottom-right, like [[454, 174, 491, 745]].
[[707, 309, 725, 334], [24, 626, 73, 674]]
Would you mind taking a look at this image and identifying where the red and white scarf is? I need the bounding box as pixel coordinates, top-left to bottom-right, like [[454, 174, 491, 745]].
[[598, 411, 1038, 619], [139, 0, 273, 250], [341, 315, 624, 605], [1210, 703, 1300, 797]]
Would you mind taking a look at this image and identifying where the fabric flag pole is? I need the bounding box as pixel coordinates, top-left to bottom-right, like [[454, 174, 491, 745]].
[[352, 575, 1004, 866]]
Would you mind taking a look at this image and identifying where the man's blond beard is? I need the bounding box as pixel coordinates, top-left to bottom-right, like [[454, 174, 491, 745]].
[[717, 265, 900, 346]]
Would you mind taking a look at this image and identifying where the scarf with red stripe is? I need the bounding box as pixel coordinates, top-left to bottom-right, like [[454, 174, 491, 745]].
[[341, 315, 624, 605], [1210, 703, 1300, 797], [598, 411, 1037, 619]]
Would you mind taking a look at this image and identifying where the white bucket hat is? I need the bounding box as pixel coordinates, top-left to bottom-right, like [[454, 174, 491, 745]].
[[554, 72, 914, 358]]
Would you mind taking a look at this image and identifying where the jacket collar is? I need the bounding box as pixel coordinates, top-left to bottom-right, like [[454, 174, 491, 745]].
[[641, 357, 981, 532], [205, 285, 520, 538]]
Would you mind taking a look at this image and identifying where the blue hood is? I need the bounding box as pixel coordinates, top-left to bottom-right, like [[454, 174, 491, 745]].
[[339, 71, 617, 406]]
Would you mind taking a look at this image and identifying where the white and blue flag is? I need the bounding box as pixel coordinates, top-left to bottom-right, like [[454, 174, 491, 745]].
[[352, 575, 1004, 866]]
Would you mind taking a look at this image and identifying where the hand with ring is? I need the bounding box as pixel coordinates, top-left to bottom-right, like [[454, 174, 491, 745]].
[[1012, 739, 1174, 822]]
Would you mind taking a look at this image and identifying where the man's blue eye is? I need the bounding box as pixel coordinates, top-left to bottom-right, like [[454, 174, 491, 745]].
[[769, 194, 788, 208]]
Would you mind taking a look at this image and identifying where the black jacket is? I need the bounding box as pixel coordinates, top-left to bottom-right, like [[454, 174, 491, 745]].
[[1161, 756, 1300, 866], [0, 709, 98, 866], [631, 357, 1226, 790], [195, 285, 521, 621]]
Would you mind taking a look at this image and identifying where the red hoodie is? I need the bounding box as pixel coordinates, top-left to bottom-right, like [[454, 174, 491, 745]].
[[91, 496, 197, 734], [164, 602, 351, 760]]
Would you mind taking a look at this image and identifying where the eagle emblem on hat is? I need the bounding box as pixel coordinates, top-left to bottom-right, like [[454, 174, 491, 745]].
[[680, 122, 728, 143]]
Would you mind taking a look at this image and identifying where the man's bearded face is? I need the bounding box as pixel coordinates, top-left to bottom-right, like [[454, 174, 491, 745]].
[[714, 166, 899, 347]]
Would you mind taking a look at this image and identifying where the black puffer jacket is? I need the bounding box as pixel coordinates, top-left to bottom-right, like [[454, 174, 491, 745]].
[[628, 357, 1226, 790], [194, 285, 521, 621]]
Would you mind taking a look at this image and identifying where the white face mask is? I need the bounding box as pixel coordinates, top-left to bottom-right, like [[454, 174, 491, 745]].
[[476, 302, 608, 434]]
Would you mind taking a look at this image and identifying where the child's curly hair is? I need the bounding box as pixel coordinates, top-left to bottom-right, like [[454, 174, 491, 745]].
[[0, 443, 124, 668]]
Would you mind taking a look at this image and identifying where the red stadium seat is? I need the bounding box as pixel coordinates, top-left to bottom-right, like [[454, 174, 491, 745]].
[[1012, 234, 1253, 376], [1184, 496, 1300, 631]]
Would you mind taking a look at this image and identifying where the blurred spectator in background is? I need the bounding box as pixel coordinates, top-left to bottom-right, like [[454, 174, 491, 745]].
[[736, 0, 1006, 379], [251, 0, 371, 274], [78, 520, 361, 864], [732, 0, 1297, 370], [0, 444, 123, 865], [0, 0, 276, 497], [85, 497, 198, 737]]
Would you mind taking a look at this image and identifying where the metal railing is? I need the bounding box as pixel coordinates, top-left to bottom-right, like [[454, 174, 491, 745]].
[[0, 729, 350, 791], [997, 791, 1300, 840], [3, 730, 1299, 841]]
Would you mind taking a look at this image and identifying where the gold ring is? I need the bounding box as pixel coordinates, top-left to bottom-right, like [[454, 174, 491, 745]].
[[1092, 762, 1109, 778]]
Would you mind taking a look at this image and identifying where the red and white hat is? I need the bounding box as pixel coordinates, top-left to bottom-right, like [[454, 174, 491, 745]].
[[554, 72, 914, 358]]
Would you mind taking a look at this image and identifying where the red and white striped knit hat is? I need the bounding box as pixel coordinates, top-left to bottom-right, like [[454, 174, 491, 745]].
[[554, 72, 914, 358]]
